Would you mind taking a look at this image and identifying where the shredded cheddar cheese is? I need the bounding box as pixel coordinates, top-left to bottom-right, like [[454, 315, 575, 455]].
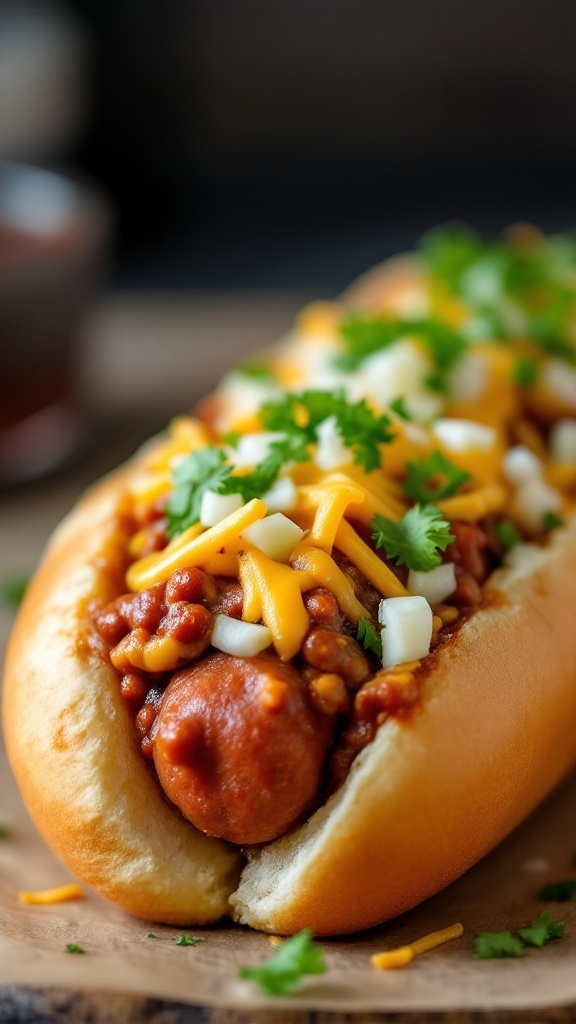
[[18, 883, 85, 905], [371, 922, 464, 969], [127, 500, 266, 591]]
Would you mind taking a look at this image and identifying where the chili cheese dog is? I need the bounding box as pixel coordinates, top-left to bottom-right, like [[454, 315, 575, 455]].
[[4, 223, 576, 936]]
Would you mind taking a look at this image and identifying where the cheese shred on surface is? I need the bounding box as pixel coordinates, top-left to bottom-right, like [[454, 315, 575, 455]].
[[18, 883, 85, 905], [371, 922, 464, 969]]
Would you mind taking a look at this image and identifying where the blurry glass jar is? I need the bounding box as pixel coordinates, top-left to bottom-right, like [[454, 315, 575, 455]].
[[0, 162, 109, 485]]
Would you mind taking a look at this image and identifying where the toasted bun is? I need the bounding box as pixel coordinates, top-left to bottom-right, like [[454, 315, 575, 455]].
[[4, 250, 576, 935], [5, 445, 576, 934]]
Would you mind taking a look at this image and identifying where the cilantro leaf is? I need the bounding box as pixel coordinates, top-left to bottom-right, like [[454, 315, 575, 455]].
[[473, 931, 525, 959], [542, 511, 564, 532], [166, 447, 232, 539], [518, 912, 564, 948], [539, 880, 576, 901], [372, 505, 454, 572], [389, 395, 412, 421], [403, 451, 471, 503], [418, 223, 484, 289], [238, 929, 326, 996], [65, 943, 85, 954], [334, 315, 401, 369], [174, 934, 200, 947], [356, 617, 382, 659], [261, 390, 393, 473], [236, 357, 275, 381], [494, 519, 520, 552], [513, 358, 538, 387]]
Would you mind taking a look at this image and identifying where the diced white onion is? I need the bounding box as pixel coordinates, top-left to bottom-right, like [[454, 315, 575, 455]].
[[315, 415, 350, 471], [213, 374, 280, 434], [541, 359, 576, 408], [359, 341, 442, 423], [241, 512, 304, 561], [549, 419, 576, 463], [200, 490, 244, 527], [407, 563, 456, 605], [447, 352, 488, 403], [502, 445, 542, 485], [377, 595, 433, 669], [510, 478, 563, 535], [261, 475, 298, 513], [233, 431, 285, 468], [431, 418, 497, 453], [211, 615, 272, 657]]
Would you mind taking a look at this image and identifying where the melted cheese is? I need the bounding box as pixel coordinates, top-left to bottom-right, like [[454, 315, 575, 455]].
[[18, 883, 85, 905], [371, 922, 464, 970], [126, 500, 266, 591], [239, 549, 312, 660], [334, 519, 409, 598]]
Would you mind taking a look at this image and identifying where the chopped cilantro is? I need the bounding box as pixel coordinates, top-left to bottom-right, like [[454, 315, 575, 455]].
[[403, 450, 471, 503], [0, 575, 29, 609], [418, 223, 483, 290], [335, 314, 466, 384], [261, 390, 393, 473], [389, 395, 412, 421], [494, 519, 520, 552], [356, 617, 382, 659], [542, 511, 564, 532], [173, 934, 199, 947], [474, 912, 565, 959], [65, 943, 85, 954], [236, 357, 275, 381], [166, 447, 231, 538], [372, 505, 454, 572], [146, 932, 158, 939], [513, 358, 539, 388], [238, 929, 326, 996], [334, 314, 401, 369], [518, 912, 564, 947], [539, 880, 576, 901], [473, 930, 525, 959]]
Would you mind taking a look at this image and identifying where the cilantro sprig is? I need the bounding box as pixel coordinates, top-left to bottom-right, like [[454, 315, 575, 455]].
[[238, 929, 326, 996], [261, 389, 394, 473], [356, 617, 382, 659], [166, 447, 231, 539], [474, 912, 564, 959], [372, 504, 454, 572], [335, 315, 466, 387], [403, 450, 470, 503]]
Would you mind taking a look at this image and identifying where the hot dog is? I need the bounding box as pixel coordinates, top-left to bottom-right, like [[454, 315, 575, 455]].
[[4, 223, 576, 936]]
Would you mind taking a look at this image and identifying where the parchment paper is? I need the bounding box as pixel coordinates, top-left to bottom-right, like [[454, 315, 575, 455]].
[[1, 732, 575, 1013]]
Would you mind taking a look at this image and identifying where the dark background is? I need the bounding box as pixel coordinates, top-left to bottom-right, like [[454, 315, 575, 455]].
[[49, 0, 576, 289]]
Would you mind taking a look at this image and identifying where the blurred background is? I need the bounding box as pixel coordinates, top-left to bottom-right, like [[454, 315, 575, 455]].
[[2, 0, 576, 594], [3, 0, 576, 291]]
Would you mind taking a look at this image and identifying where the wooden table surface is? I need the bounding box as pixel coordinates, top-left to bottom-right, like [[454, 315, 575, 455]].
[[1, 293, 575, 1024]]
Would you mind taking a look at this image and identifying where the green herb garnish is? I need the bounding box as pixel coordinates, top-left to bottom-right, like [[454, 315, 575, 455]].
[[539, 880, 576, 901], [236, 358, 275, 381], [356, 617, 382, 659], [542, 511, 564, 532], [261, 390, 394, 473], [518, 912, 564, 947], [474, 912, 565, 959], [513, 358, 539, 388], [473, 930, 525, 959], [173, 934, 200, 947], [372, 504, 454, 572], [403, 450, 471, 503], [238, 929, 326, 996], [494, 519, 520, 552], [65, 943, 85, 954], [166, 447, 231, 539], [146, 932, 158, 939], [389, 395, 412, 421], [0, 824, 11, 839]]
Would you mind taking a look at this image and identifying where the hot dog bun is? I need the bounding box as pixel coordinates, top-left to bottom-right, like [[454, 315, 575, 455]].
[[4, 226, 576, 935]]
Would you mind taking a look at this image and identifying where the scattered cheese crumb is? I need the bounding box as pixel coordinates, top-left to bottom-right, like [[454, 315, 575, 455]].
[[18, 883, 85, 905]]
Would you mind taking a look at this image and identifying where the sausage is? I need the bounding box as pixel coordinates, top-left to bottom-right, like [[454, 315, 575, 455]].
[[152, 652, 335, 844]]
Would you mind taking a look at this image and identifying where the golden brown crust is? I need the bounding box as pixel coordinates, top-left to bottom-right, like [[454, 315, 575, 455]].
[[2, 464, 242, 926]]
